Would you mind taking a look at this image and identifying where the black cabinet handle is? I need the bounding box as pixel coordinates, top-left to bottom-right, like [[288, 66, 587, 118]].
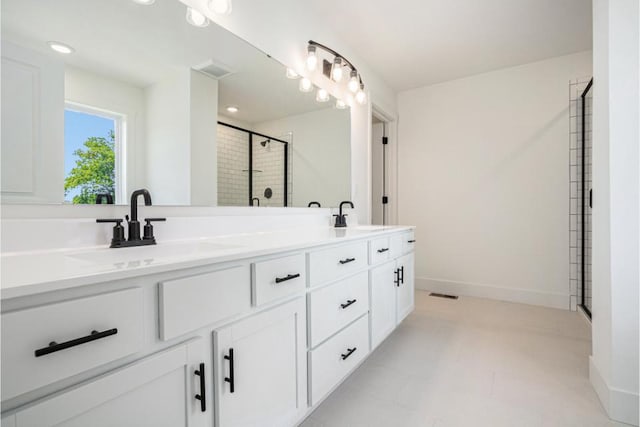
[[341, 347, 357, 360], [340, 299, 357, 309], [377, 248, 389, 253], [224, 348, 235, 393], [394, 268, 400, 287], [194, 363, 206, 412], [34, 328, 118, 357], [400, 266, 405, 284], [408, 239, 416, 243], [339, 257, 356, 265], [275, 273, 300, 284]]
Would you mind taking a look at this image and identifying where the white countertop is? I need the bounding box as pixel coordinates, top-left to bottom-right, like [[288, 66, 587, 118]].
[[1, 225, 413, 300]]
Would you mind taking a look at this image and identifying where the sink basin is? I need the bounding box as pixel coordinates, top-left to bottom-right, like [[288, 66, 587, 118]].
[[67, 241, 239, 266]]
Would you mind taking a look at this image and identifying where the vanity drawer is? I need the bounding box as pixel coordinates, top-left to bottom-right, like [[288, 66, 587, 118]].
[[1, 288, 144, 400], [389, 233, 404, 259], [368, 237, 391, 265], [308, 241, 368, 287], [308, 314, 369, 405], [252, 253, 306, 306], [159, 264, 251, 340], [308, 271, 369, 348], [402, 230, 416, 254]]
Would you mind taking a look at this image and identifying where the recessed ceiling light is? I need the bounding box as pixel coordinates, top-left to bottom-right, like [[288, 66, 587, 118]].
[[132, 0, 155, 4], [47, 41, 74, 54], [226, 106, 239, 113], [186, 7, 209, 27], [208, 0, 232, 15]]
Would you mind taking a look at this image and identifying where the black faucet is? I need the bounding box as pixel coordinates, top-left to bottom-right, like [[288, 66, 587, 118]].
[[96, 193, 114, 204], [334, 201, 354, 228], [96, 188, 165, 248], [308, 201, 321, 207], [251, 197, 260, 206]]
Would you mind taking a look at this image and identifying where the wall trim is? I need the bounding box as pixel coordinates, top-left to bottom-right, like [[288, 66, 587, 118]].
[[416, 277, 570, 309], [590, 357, 640, 426]]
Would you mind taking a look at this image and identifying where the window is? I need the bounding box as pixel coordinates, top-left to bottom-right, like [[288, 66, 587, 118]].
[[64, 103, 126, 204]]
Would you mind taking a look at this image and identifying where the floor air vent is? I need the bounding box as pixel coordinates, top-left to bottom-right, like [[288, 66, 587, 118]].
[[429, 292, 459, 300]]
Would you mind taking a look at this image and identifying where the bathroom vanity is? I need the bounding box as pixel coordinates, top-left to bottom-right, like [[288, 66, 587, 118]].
[[0, 225, 415, 427]]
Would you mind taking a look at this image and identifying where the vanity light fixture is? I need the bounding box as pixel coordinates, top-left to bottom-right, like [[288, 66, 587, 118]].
[[306, 45, 318, 71], [299, 77, 313, 93], [331, 57, 344, 82], [132, 0, 155, 5], [348, 69, 359, 93], [47, 41, 75, 54], [286, 68, 300, 79], [355, 83, 367, 105], [316, 88, 330, 103], [208, 0, 232, 15], [186, 7, 209, 27], [226, 106, 239, 113], [335, 99, 347, 109]]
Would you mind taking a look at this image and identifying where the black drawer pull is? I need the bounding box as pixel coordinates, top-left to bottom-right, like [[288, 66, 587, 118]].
[[394, 268, 400, 287], [400, 266, 405, 284], [408, 240, 416, 243], [224, 348, 235, 393], [340, 299, 357, 309], [341, 347, 357, 360], [34, 328, 118, 358], [194, 363, 206, 412], [275, 273, 300, 284], [377, 248, 389, 253], [339, 257, 356, 265]]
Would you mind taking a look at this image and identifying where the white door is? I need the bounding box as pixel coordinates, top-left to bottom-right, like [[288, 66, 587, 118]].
[[370, 261, 397, 349], [14, 338, 207, 427], [396, 253, 415, 323], [214, 298, 307, 427]]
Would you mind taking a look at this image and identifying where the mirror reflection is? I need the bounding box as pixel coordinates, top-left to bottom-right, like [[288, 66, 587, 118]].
[[1, 0, 350, 207]]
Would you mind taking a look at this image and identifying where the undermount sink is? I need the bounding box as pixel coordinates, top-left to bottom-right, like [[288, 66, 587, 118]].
[[67, 241, 239, 266]]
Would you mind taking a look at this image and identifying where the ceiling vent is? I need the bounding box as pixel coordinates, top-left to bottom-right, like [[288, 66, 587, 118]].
[[193, 59, 233, 79]]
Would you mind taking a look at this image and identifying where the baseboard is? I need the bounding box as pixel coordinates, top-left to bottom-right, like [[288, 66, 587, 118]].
[[590, 357, 640, 426], [416, 277, 570, 309]]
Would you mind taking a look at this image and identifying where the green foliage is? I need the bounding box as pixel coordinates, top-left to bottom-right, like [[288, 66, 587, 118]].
[[64, 130, 115, 204]]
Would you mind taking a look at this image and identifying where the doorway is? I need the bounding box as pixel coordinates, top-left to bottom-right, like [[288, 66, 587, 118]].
[[371, 114, 388, 225]]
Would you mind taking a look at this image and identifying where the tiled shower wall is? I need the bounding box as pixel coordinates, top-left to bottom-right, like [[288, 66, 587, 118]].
[[251, 135, 293, 207], [569, 77, 592, 312], [217, 124, 249, 206]]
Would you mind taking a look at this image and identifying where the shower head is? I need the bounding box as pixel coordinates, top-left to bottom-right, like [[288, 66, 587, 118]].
[[260, 139, 271, 147]]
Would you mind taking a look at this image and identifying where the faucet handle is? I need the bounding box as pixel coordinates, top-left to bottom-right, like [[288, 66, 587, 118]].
[[96, 219, 125, 246], [143, 218, 166, 241]]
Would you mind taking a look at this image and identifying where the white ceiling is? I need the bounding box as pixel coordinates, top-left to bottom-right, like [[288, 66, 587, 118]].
[[308, 0, 592, 91], [1, 0, 332, 124]]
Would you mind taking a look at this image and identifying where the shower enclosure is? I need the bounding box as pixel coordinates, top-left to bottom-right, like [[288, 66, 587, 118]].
[[578, 79, 593, 318], [217, 121, 291, 207]]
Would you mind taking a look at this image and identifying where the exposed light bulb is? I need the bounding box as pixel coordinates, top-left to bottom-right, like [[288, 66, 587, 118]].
[[299, 77, 313, 93], [348, 70, 359, 93], [316, 88, 330, 102], [226, 106, 238, 113], [132, 0, 155, 4], [355, 84, 367, 105], [286, 68, 300, 79], [335, 99, 347, 109], [331, 57, 343, 82], [208, 0, 232, 14], [186, 7, 209, 27], [47, 41, 74, 54], [306, 46, 317, 71]]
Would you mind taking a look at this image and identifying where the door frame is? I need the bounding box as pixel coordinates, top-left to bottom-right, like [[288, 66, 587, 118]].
[[371, 104, 399, 225]]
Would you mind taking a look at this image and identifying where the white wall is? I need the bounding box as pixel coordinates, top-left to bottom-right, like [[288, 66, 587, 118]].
[[65, 66, 146, 202], [179, 0, 399, 223], [254, 107, 350, 208], [589, 0, 639, 424], [397, 51, 593, 308]]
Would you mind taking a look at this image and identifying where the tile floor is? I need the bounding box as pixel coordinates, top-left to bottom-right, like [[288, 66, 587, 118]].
[[301, 290, 625, 427]]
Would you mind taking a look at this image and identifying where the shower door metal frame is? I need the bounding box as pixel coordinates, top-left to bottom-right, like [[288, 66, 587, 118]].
[[218, 121, 289, 207], [579, 78, 593, 319]]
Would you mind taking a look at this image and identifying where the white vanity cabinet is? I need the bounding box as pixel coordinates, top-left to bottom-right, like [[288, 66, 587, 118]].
[[396, 252, 415, 323], [213, 298, 307, 427], [8, 338, 207, 427]]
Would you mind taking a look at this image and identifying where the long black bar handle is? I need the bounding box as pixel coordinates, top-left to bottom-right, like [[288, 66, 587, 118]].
[[341, 347, 357, 360], [400, 266, 405, 284], [394, 268, 400, 287], [340, 299, 357, 309], [275, 273, 301, 284], [34, 328, 118, 357], [377, 248, 389, 253], [589, 189, 593, 209], [407, 239, 416, 243], [339, 257, 356, 265], [194, 363, 206, 412], [224, 348, 235, 393]]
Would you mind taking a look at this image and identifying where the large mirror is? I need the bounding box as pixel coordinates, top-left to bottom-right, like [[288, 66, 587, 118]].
[[1, 0, 351, 207]]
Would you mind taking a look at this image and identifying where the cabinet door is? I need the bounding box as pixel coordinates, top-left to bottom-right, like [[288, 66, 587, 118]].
[[370, 261, 397, 349], [14, 339, 207, 427], [396, 253, 415, 323], [214, 298, 306, 427]]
